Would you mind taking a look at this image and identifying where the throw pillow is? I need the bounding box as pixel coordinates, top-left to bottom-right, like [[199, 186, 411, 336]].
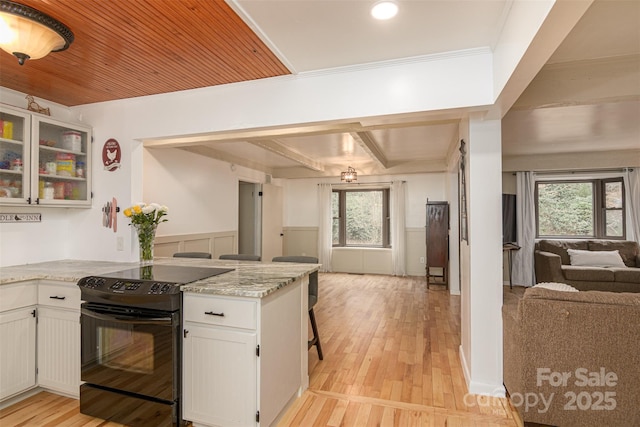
[[533, 282, 579, 292], [566, 248, 626, 268]]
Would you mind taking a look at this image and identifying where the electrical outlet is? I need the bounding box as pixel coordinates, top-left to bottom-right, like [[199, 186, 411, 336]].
[[419, 256, 425, 264], [117, 236, 124, 251]]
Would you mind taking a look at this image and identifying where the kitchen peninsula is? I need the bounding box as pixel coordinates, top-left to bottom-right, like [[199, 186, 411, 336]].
[[0, 258, 319, 426]]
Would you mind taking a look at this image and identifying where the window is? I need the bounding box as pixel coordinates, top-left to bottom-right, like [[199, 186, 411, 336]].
[[535, 178, 625, 239], [332, 189, 390, 247]]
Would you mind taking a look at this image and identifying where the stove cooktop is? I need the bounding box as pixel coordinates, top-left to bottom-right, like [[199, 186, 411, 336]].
[[99, 264, 233, 284], [78, 265, 234, 311]]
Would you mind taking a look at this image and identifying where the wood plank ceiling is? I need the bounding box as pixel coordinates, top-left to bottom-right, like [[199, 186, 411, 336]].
[[0, 0, 290, 106]]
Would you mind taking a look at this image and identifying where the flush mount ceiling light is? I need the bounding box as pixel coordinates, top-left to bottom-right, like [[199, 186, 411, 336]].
[[0, 0, 74, 65], [371, 0, 399, 20], [341, 166, 357, 183]]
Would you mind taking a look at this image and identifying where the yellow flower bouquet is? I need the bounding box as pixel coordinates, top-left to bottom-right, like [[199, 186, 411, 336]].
[[123, 202, 168, 264]]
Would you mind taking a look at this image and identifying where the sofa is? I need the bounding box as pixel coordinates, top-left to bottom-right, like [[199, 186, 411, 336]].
[[534, 239, 640, 292], [503, 286, 640, 426]]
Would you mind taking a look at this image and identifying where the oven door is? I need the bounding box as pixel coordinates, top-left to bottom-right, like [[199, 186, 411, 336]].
[[80, 302, 179, 402]]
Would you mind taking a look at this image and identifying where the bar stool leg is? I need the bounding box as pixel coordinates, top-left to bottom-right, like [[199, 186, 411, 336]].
[[308, 308, 323, 360]]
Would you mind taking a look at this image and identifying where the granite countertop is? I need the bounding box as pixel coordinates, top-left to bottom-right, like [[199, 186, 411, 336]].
[[0, 258, 320, 298]]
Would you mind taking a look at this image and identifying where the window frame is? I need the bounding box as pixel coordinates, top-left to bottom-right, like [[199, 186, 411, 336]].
[[332, 188, 390, 248], [534, 177, 626, 239]]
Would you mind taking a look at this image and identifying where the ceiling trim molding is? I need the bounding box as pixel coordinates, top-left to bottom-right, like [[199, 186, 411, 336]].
[[297, 47, 492, 78]]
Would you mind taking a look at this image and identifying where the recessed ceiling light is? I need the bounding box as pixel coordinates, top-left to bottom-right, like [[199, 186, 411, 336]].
[[371, 1, 399, 20]]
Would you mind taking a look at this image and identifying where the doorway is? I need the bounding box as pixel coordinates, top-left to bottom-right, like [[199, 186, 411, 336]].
[[238, 181, 261, 256]]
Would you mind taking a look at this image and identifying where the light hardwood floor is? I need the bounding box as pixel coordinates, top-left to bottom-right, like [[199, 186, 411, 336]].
[[0, 273, 520, 426]]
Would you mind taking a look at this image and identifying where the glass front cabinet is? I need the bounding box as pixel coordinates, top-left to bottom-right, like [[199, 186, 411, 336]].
[[0, 105, 92, 207]]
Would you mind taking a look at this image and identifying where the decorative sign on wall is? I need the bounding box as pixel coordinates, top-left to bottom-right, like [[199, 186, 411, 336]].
[[0, 213, 42, 223], [102, 138, 121, 171]]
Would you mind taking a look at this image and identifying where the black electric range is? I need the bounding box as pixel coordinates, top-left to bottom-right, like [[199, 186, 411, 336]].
[[78, 264, 233, 311], [77, 264, 233, 426]]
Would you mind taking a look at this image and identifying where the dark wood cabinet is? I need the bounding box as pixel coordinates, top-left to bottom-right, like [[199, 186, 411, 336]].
[[426, 201, 449, 288]]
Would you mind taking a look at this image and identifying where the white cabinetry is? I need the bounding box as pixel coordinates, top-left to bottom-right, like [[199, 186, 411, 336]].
[[36, 282, 81, 397], [0, 280, 81, 403], [183, 323, 257, 426], [182, 278, 305, 427], [0, 283, 37, 401], [183, 295, 258, 426], [0, 104, 92, 207]]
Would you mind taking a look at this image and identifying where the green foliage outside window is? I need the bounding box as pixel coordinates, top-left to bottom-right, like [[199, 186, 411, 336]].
[[332, 189, 389, 247], [536, 179, 625, 239]]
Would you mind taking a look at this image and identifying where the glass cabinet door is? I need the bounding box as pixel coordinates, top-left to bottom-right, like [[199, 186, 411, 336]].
[[32, 116, 91, 206], [0, 108, 31, 204]]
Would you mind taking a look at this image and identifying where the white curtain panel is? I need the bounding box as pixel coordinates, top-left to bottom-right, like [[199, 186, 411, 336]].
[[391, 181, 407, 276], [623, 168, 640, 243], [513, 172, 536, 286], [317, 183, 333, 272]]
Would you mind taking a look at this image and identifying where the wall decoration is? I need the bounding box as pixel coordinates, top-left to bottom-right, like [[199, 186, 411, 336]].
[[26, 95, 50, 115], [102, 138, 121, 171], [459, 139, 468, 242], [0, 213, 42, 222]]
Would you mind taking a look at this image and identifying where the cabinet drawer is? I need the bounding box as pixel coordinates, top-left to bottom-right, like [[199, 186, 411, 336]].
[[38, 282, 81, 310], [0, 282, 37, 312], [183, 294, 256, 330]]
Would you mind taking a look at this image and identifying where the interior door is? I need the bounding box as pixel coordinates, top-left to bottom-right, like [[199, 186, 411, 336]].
[[261, 183, 283, 262]]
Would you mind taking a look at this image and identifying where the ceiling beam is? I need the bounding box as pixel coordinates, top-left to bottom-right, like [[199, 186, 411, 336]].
[[249, 139, 325, 172], [178, 146, 273, 175], [142, 122, 363, 149], [351, 131, 388, 169]]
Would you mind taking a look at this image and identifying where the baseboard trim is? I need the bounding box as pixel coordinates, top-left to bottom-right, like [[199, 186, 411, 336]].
[[459, 345, 506, 397]]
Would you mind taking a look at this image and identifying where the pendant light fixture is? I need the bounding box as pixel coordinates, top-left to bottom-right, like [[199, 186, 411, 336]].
[[0, 0, 74, 65], [341, 166, 357, 183]]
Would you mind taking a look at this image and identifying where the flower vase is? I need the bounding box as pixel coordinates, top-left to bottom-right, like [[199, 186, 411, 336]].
[[135, 223, 157, 265]]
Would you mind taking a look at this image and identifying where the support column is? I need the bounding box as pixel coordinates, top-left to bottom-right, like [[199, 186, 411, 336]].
[[459, 117, 504, 396]]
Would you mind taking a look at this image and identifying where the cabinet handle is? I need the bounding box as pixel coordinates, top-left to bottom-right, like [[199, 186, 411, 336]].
[[183, 329, 189, 338], [204, 311, 225, 317], [49, 295, 66, 300]]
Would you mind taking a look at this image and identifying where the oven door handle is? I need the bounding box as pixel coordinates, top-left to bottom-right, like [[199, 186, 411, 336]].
[[81, 308, 173, 325]]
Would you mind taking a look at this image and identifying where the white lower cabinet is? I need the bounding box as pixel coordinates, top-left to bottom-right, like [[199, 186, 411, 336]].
[[36, 281, 81, 397], [0, 306, 37, 400], [37, 307, 80, 396], [183, 278, 305, 427], [0, 280, 80, 403], [183, 324, 257, 426], [0, 282, 38, 401]]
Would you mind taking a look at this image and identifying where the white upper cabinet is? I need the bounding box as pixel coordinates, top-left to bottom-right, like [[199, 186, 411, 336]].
[[0, 104, 92, 207]]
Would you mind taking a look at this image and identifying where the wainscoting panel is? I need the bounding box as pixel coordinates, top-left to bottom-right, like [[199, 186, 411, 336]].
[[406, 227, 427, 277], [154, 231, 237, 259], [283, 227, 318, 258], [282, 227, 427, 277]]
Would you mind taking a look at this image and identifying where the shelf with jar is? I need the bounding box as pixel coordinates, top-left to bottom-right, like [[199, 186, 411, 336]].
[[0, 107, 31, 202], [0, 104, 92, 207]]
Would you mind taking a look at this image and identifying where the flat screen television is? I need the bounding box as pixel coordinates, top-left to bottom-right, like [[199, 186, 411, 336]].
[[502, 193, 517, 244]]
